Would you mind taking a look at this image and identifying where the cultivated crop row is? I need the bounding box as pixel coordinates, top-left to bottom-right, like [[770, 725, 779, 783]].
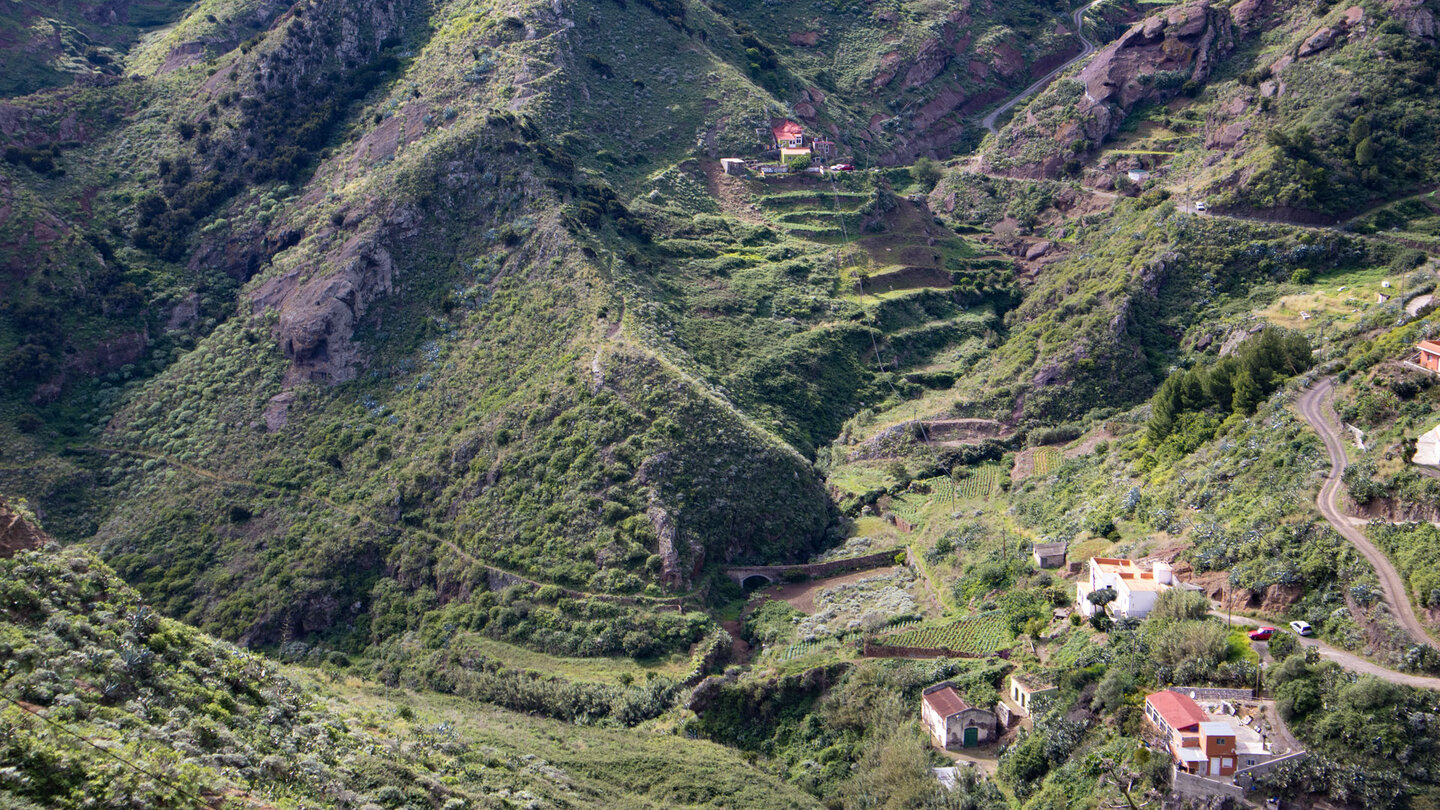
[[875, 611, 1011, 655], [1032, 448, 1063, 476]]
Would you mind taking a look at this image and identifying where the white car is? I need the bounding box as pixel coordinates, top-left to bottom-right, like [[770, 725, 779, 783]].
[[1195, 201, 1208, 213], [1289, 620, 1313, 636]]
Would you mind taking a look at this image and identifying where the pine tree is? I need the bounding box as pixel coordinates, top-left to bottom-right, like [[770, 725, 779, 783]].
[[1355, 136, 1376, 167], [1232, 368, 1263, 415]]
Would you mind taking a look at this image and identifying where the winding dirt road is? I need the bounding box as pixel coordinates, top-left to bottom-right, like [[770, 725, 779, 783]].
[[982, 0, 1102, 135], [1297, 378, 1437, 648]]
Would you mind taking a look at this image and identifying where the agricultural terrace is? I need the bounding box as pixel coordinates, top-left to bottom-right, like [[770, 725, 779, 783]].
[[872, 611, 1013, 656]]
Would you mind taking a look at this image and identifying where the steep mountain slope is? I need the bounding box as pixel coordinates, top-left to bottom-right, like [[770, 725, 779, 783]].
[[0, 532, 819, 809], [979, 0, 1440, 219], [0, 0, 1134, 653]]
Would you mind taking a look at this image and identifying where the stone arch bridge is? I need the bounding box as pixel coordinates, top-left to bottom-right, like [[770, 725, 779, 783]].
[[722, 548, 906, 590]]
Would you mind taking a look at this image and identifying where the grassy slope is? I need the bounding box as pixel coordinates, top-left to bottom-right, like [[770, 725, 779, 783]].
[[0, 543, 819, 809]]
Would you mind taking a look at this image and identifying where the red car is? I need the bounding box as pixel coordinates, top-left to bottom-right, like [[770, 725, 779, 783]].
[[1248, 626, 1278, 641]]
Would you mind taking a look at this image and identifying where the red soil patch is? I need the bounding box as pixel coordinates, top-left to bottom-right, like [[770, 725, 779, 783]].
[[753, 565, 905, 614]]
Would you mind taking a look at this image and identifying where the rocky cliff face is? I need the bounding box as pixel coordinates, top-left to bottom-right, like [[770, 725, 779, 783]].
[[983, 0, 1233, 177], [871, 6, 1081, 164]]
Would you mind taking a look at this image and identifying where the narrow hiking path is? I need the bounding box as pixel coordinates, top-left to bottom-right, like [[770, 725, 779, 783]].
[[1296, 378, 1438, 648], [1213, 610, 1440, 690], [74, 445, 694, 609], [982, 0, 1102, 135]]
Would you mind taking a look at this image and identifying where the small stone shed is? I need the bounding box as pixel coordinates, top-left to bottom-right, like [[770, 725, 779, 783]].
[[1032, 541, 1067, 569], [921, 682, 997, 749]]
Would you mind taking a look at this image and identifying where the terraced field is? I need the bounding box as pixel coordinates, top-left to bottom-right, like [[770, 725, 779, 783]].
[[874, 611, 1012, 656], [1032, 447, 1063, 476], [922, 466, 1007, 502]]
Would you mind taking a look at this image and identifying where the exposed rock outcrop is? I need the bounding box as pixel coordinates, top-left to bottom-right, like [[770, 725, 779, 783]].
[[0, 500, 50, 558], [983, 0, 1232, 177], [251, 205, 421, 384]]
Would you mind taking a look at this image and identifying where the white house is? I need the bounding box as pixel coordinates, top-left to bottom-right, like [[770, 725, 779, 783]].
[[921, 683, 996, 749], [1415, 424, 1440, 467], [1076, 557, 1178, 618]]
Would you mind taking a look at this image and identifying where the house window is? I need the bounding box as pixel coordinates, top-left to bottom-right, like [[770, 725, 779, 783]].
[[1214, 738, 1225, 745]]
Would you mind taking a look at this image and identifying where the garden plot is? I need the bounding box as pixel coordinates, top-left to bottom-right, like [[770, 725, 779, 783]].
[[794, 569, 921, 640], [874, 611, 1013, 656]]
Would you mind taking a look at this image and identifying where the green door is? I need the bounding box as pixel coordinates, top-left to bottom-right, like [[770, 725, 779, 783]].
[[963, 726, 978, 748]]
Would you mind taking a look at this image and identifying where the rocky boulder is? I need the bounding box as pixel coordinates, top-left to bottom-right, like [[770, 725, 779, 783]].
[[1388, 0, 1437, 38], [0, 500, 50, 558], [1297, 26, 1336, 57], [1077, 0, 1222, 109]]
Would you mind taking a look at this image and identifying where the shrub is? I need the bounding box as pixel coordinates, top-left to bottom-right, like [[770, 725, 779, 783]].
[[911, 157, 944, 191]]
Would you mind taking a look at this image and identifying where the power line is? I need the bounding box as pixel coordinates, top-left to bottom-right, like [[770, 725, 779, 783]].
[[0, 693, 210, 807], [829, 171, 939, 467]]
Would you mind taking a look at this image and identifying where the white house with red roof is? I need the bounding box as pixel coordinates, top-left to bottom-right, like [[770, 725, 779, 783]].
[[921, 682, 996, 749]]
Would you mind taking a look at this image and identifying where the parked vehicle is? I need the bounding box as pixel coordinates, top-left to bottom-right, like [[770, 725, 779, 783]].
[[1195, 200, 1208, 212], [829, 163, 855, 171], [1289, 620, 1314, 636], [1248, 626, 1277, 641]]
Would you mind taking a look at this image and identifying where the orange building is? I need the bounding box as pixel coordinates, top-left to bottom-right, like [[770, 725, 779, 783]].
[[1417, 341, 1440, 372], [1144, 692, 1238, 778]]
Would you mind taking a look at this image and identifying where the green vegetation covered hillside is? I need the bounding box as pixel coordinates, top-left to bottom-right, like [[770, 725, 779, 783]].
[[5, 0, 1440, 805]]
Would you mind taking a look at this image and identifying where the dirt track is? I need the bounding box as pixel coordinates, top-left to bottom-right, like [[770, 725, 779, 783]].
[[1297, 378, 1437, 648]]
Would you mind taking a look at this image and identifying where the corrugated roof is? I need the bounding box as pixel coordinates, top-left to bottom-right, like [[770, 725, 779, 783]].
[[1146, 691, 1207, 730], [1199, 721, 1234, 735], [922, 685, 973, 718]]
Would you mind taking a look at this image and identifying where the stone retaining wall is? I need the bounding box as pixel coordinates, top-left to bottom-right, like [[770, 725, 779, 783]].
[[863, 641, 1011, 660], [725, 548, 904, 583], [1170, 768, 1248, 802], [1234, 751, 1307, 789], [1167, 685, 1255, 701]]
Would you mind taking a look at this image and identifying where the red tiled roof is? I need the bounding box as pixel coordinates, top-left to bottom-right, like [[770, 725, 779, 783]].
[[1146, 691, 1206, 731], [1419, 340, 1440, 354], [771, 120, 804, 140], [922, 685, 972, 718]]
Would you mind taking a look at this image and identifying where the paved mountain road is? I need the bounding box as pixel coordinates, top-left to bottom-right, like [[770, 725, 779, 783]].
[[1215, 611, 1440, 689], [982, 0, 1103, 135], [1297, 378, 1437, 648]]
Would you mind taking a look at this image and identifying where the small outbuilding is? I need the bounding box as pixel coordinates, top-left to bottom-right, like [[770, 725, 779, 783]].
[[720, 158, 747, 176], [1032, 541, 1067, 569], [1008, 673, 1059, 717], [921, 682, 997, 749], [1127, 169, 1151, 183], [1416, 340, 1440, 372]]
